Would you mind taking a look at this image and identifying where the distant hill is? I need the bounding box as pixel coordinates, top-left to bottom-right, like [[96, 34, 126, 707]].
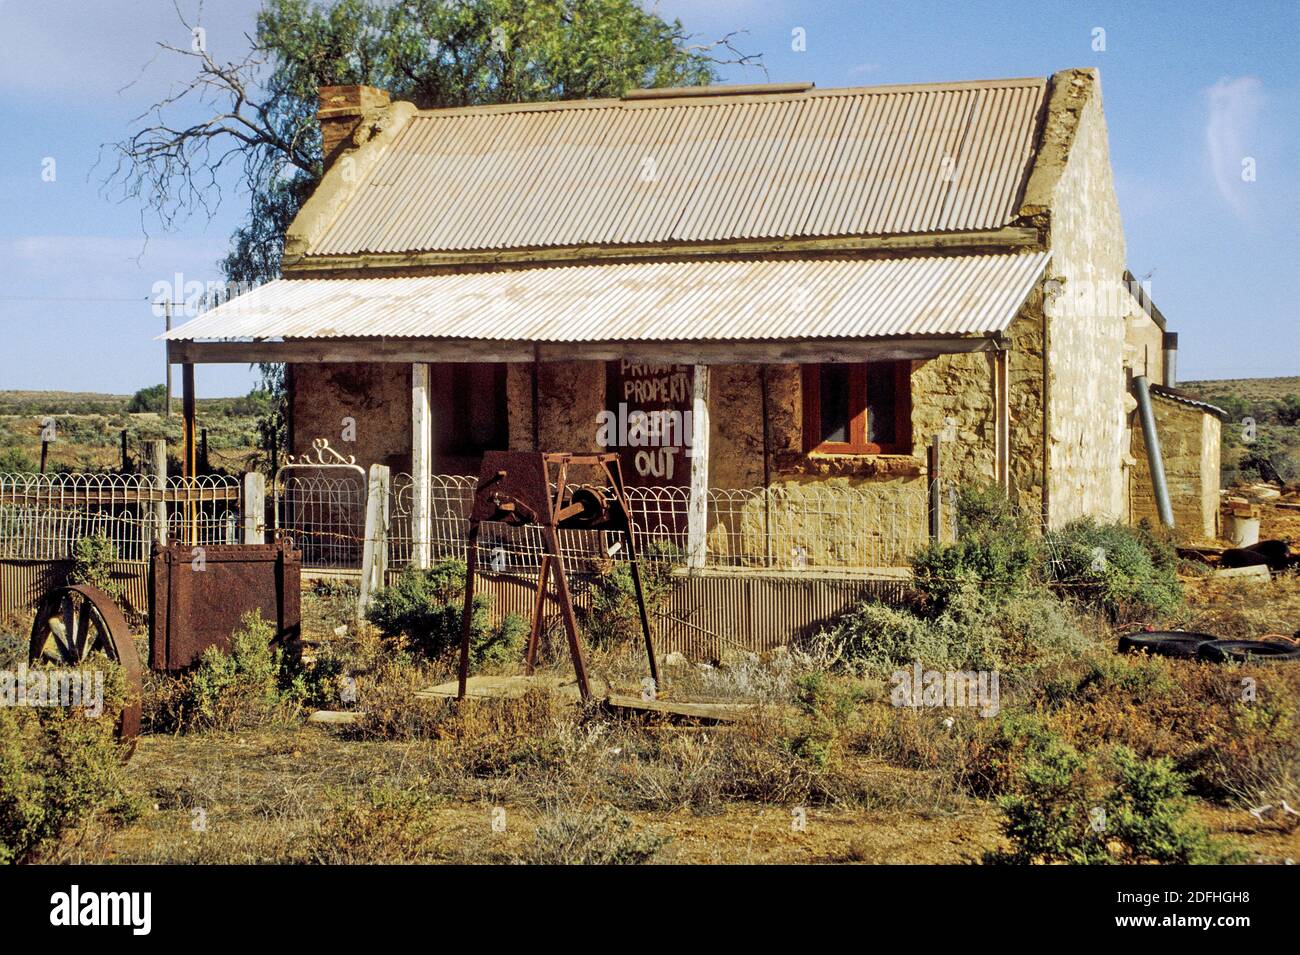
[[1179, 377, 1300, 485]]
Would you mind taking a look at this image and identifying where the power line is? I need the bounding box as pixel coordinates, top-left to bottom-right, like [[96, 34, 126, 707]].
[[0, 295, 151, 303]]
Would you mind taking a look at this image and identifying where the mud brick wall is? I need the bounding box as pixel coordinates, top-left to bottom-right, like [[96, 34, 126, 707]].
[[290, 362, 412, 474]]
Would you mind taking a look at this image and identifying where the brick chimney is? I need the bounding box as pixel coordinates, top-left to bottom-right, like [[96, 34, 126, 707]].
[[317, 85, 392, 172]]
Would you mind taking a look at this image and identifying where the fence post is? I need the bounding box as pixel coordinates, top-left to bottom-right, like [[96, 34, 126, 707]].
[[151, 439, 168, 545], [927, 433, 942, 543], [687, 364, 710, 570], [358, 464, 391, 617], [242, 471, 266, 545], [411, 363, 432, 569]]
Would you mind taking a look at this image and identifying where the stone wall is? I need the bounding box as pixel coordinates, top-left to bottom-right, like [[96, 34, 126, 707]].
[[1131, 395, 1221, 540], [1042, 76, 1129, 525], [288, 300, 1051, 568], [1125, 303, 1165, 386]]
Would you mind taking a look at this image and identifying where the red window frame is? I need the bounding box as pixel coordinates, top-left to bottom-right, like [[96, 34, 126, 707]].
[[801, 361, 912, 455]]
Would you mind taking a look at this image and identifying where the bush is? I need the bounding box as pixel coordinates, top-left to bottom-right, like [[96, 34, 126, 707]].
[[817, 587, 1089, 679], [910, 484, 1038, 614], [68, 534, 122, 600], [366, 561, 525, 667], [577, 551, 675, 648], [309, 785, 448, 864], [0, 448, 36, 472], [517, 801, 664, 865], [1042, 517, 1183, 622], [989, 740, 1237, 865], [126, 384, 167, 414], [0, 669, 140, 864], [174, 611, 304, 731]]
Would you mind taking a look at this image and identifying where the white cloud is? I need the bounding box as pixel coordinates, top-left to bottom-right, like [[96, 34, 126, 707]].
[[1204, 76, 1264, 215]]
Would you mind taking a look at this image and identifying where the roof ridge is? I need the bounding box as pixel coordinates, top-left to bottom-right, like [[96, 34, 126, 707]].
[[408, 75, 1050, 119]]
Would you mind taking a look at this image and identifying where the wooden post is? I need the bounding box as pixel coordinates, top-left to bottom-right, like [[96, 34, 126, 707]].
[[928, 434, 942, 542], [687, 364, 710, 570], [164, 301, 173, 419], [120, 430, 128, 472], [151, 439, 167, 545], [182, 364, 196, 477], [358, 463, 391, 617], [39, 440, 49, 474], [182, 362, 197, 544], [411, 363, 432, 569], [990, 347, 1010, 492], [242, 471, 266, 545]]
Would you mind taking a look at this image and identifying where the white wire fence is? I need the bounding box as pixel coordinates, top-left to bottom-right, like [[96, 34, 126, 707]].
[[274, 471, 368, 570], [383, 473, 956, 575], [0, 472, 243, 562], [0, 468, 1063, 583]]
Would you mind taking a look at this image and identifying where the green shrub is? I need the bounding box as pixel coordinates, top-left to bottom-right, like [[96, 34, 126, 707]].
[[989, 741, 1237, 865], [1042, 517, 1183, 622], [785, 672, 861, 770], [817, 587, 1089, 679], [0, 448, 36, 472], [68, 534, 122, 600], [366, 561, 525, 667], [910, 484, 1038, 614], [126, 384, 167, 414], [178, 611, 303, 731], [0, 670, 140, 864], [578, 555, 674, 648]]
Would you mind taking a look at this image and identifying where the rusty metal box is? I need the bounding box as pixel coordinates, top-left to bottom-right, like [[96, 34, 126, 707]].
[[149, 542, 301, 672]]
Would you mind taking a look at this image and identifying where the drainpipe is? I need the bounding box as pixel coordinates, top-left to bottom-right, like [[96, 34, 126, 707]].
[[1133, 375, 1174, 528]]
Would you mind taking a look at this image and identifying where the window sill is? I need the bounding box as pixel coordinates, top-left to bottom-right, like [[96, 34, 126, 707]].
[[772, 450, 922, 479]]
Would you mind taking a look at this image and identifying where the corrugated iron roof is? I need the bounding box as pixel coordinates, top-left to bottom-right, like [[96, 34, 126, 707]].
[[309, 77, 1048, 256], [165, 251, 1049, 343], [1150, 384, 1228, 419]]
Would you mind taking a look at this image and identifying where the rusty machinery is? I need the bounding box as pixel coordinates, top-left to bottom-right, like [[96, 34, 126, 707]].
[[458, 451, 659, 701], [29, 542, 301, 752]]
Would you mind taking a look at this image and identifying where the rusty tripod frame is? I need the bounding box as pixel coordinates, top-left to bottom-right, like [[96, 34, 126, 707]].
[[456, 451, 660, 701]]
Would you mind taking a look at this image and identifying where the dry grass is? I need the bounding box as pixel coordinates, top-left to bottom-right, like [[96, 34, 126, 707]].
[[21, 562, 1300, 865]]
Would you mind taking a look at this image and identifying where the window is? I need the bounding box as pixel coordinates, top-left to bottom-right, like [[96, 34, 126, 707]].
[[801, 361, 912, 454]]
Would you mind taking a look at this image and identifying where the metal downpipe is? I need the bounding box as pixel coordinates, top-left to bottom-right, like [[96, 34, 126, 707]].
[[1133, 375, 1174, 528]]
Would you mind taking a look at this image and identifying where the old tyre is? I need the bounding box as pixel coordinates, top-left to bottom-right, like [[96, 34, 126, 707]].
[[1117, 631, 1217, 659], [1197, 640, 1300, 664]]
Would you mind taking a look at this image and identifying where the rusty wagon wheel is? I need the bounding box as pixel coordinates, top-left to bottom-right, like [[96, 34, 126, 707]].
[[28, 584, 143, 747]]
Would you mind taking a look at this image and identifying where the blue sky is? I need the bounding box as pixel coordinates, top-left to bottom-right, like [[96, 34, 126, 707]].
[[0, 0, 1296, 397]]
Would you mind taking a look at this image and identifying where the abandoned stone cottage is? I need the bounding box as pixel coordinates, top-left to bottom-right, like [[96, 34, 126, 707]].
[[166, 67, 1224, 575]]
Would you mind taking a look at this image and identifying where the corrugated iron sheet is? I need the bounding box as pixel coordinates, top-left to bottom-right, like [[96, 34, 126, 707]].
[[0, 560, 149, 622], [459, 570, 911, 660], [311, 78, 1048, 256], [166, 251, 1049, 343], [1149, 384, 1228, 420]]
